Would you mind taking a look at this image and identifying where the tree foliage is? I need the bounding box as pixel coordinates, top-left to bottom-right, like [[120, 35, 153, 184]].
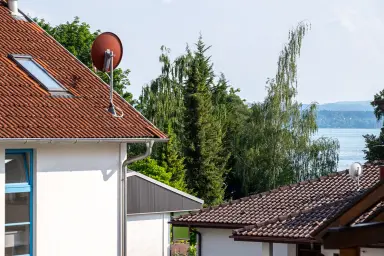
[[363, 89, 384, 161], [35, 15, 340, 204], [182, 37, 229, 205], [34, 17, 133, 103], [129, 158, 172, 185], [220, 23, 340, 197]]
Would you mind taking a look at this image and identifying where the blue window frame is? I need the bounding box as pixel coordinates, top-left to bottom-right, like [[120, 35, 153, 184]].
[[5, 149, 33, 256]]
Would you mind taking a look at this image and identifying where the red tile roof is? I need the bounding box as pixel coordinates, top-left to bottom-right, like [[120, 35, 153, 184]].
[[352, 200, 383, 225], [0, 2, 167, 139], [172, 164, 381, 241]]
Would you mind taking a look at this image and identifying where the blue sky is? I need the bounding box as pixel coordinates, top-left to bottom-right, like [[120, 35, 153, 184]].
[[22, 0, 384, 104]]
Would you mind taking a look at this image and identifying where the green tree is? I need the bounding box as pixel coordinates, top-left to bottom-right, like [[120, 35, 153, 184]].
[[129, 158, 172, 185], [363, 91, 384, 161], [34, 17, 133, 103], [211, 74, 251, 199], [363, 133, 384, 161], [161, 124, 187, 191], [136, 47, 188, 191], [183, 37, 229, 205], [226, 23, 339, 197]]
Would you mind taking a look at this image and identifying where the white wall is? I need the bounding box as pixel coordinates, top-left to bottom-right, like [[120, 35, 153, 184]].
[[0, 142, 126, 256], [0, 146, 5, 256], [321, 246, 339, 256], [127, 213, 170, 256], [322, 247, 384, 256], [199, 228, 263, 256], [361, 248, 384, 256], [274, 243, 296, 256]]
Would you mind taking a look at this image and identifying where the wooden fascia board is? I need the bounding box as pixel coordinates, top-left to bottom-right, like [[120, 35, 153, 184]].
[[313, 181, 384, 239], [323, 222, 384, 249]]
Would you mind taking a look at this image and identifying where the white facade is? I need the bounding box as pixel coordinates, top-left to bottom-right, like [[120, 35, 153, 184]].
[[198, 228, 295, 256], [0, 142, 126, 256], [199, 228, 296, 256], [198, 228, 262, 256], [198, 229, 384, 256], [127, 213, 170, 256], [322, 247, 384, 256]]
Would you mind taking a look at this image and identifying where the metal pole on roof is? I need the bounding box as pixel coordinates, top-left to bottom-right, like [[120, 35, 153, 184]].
[[105, 50, 117, 116]]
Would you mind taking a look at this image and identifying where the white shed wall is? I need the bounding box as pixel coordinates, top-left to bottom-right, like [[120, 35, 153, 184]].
[[322, 247, 384, 256], [0, 143, 126, 256], [127, 213, 170, 256], [0, 146, 5, 255], [274, 243, 296, 256], [321, 247, 340, 256], [361, 248, 384, 256], [198, 228, 263, 256]]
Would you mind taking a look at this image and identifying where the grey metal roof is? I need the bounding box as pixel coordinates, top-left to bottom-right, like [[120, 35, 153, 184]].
[[126, 171, 204, 215]]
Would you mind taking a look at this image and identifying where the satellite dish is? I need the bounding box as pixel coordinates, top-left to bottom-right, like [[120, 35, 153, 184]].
[[91, 32, 124, 117], [349, 162, 363, 180], [91, 32, 123, 71]]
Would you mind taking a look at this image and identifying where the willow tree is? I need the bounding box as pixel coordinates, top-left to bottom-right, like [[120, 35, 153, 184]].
[[227, 23, 339, 197], [137, 46, 188, 191]]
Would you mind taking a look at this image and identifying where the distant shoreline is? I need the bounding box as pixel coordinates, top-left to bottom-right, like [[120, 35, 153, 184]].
[[317, 127, 381, 130]]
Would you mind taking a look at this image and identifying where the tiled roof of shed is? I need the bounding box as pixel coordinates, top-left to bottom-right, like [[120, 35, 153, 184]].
[[172, 164, 381, 240], [352, 200, 383, 225], [0, 2, 167, 139]]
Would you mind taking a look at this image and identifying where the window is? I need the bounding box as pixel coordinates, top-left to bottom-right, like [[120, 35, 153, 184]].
[[9, 54, 67, 93], [5, 149, 33, 256]]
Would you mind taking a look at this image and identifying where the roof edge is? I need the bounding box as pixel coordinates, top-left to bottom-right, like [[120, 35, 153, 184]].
[[230, 235, 317, 244], [126, 170, 204, 204], [170, 221, 244, 229], [0, 138, 169, 143]]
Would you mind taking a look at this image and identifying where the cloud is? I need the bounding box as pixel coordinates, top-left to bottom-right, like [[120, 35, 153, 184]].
[[162, 0, 173, 4], [332, 1, 384, 33], [329, 0, 384, 58]]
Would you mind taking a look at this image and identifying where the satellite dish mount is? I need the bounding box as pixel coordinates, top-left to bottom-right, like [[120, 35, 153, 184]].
[[103, 49, 117, 116], [91, 32, 124, 117]]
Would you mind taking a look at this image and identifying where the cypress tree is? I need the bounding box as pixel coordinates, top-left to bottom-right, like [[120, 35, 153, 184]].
[[183, 37, 228, 205]]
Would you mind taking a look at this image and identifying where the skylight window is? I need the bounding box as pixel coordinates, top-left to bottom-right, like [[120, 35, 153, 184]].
[[10, 54, 67, 93]]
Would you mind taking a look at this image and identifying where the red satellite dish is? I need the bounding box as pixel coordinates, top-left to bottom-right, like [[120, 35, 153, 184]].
[[91, 32, 123, 71]]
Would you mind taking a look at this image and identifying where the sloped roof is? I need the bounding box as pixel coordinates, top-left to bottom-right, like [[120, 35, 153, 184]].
[[0, 2, 166, 140], [127, 171, 204, 204], [352, 200, 383, 225], [231, 183, 383, 242], [171, 164, 381, 242]]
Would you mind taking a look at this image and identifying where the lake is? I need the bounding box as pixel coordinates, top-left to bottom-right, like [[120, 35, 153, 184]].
[[315, 128, 381, 170]]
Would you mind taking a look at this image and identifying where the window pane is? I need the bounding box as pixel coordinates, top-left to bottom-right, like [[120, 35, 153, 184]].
[[5, 154, 27, 184], [14, 57, 65, 91], [5, 193, 29, 224], [5, 225, 29, 256]]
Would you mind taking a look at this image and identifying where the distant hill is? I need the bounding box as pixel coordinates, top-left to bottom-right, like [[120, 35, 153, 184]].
[[302, 101, 373, 112], [246, 101, 380, 129], [316, 110, 380, 129]]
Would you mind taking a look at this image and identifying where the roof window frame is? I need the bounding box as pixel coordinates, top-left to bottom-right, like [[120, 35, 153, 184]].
[[9, 54, 68, 93]]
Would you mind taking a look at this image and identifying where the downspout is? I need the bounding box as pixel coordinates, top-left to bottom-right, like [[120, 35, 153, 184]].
[[120, 140, 154, 256], [189, 228, 202, 256], [196, 231, 202, 256]]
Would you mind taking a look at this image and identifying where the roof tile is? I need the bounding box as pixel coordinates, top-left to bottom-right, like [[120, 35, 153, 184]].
[[172, 165, 381, 240], [0, 2, 166, 139]]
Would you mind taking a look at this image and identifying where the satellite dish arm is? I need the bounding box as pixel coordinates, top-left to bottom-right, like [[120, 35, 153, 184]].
[[109, 51, 114, 107]]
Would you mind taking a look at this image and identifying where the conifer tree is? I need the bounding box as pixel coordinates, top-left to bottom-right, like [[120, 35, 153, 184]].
[[183, 37, 229, 205]]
